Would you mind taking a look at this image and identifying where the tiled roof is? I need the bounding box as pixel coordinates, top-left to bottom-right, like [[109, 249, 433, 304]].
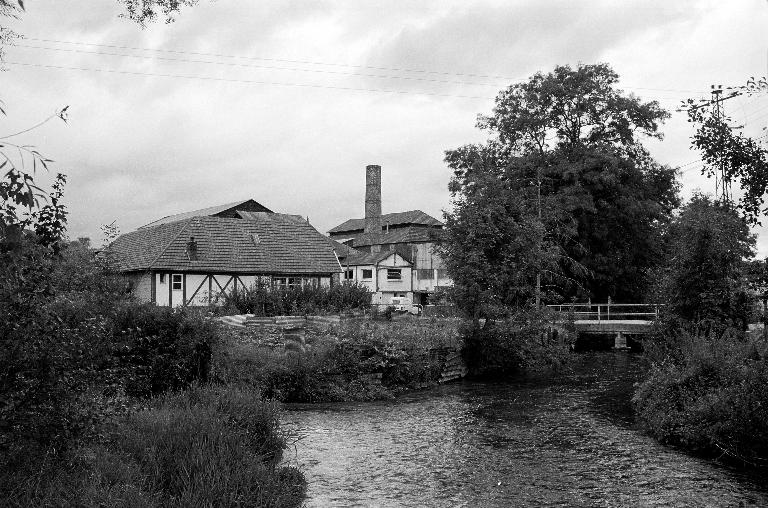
[[111, 214, 341, 274], [351, 226, 443, 247], [344, 250, 412, 266], [326, 237, 362, 259], [139, 199, 273, 229], [328, 210, 443, 234]]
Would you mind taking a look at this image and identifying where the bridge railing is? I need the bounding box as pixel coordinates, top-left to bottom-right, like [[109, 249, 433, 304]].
[[546, 303, 664, 322]]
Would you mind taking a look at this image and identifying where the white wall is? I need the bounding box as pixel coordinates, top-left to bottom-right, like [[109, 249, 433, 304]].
[[150, 272, 335, 306]]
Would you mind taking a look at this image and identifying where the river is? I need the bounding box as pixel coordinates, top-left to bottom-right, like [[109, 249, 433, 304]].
[[282, 352, 768, 507]]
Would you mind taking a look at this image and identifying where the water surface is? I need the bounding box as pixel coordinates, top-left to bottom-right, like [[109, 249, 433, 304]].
[[282, 352, 768, 507]]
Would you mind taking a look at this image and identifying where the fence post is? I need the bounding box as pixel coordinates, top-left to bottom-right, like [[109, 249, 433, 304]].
[[607, 297, 611, 320], [597, 305, 601, 322]]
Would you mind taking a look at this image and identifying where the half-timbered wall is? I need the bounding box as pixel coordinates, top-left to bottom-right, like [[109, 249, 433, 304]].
[[145, 272, 333, 307]]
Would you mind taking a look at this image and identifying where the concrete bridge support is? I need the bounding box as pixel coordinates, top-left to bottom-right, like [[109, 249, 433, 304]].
[[613, 332, 629, 350]]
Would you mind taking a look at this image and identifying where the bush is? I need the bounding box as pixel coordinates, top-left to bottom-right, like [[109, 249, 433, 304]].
[[461, 310, 572, 378], [213, 319, 463, 402], [0, 386, 306, 507], [110, 304, 220, 397], [633, 330, 768, 466], [222, 280, 371, 316]]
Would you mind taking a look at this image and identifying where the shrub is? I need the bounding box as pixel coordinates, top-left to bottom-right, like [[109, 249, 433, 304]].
[[461, 310, 572, 378], [213, 319, 462, 402], [110, 304, 220, 396], [633, 331, 768, 465], [0, 386, 306, 507], [222, 280, 371, 316]]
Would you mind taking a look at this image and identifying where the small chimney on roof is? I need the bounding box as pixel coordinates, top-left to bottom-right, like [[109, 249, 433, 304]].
[[364, 164, 382, 237], [186, 236, 198, 261]]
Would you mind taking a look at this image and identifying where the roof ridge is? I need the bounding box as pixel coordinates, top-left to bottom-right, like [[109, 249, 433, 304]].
[[147, 218, 193, 269]]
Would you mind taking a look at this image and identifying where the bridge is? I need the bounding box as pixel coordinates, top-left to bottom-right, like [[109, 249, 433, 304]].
[[547, 303, 663, 349]]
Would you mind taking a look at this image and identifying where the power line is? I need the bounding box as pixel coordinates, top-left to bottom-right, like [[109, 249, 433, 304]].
[[20, 36, 710, 95], [3, 60, 495, 100], [23, 36, 528, 83], [11, 43, 506, 88]]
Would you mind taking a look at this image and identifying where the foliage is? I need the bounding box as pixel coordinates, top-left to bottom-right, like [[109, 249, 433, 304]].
[[634, 330, 768, 467], [222, 279, 371, 316], [652, 194, 755, 330], [119, 0, 200, 25], [214, 319, 461, 402], [460, 310, 573, 378], [110, 304, 220, 397], [683, 92, 768, 224], [0, 385, 306, 507], [442, 63, 679, 309]]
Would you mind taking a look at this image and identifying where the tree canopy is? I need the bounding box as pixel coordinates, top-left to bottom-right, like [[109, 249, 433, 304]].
[[683, 90, 768, 224], [442, 63, 679, 313], [654, 194, 755, 330]]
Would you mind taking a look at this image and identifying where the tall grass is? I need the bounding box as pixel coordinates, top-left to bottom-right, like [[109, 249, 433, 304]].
[[1, 386, 306, 507]]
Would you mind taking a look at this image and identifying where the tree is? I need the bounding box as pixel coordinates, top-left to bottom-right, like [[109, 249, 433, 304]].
[[443, 63, 679, 306], [119, 0, 200, 25], [440, 145, 567, 319], [683, 85, 768, 224], [657, 194, 755, 329]]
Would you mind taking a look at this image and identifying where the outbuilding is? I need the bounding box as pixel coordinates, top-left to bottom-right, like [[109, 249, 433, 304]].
[[110, 203, 342, 307]]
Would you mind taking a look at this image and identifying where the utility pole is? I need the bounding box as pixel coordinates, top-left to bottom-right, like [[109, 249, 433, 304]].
[[535, 166, 542, 308], [711, 84, 732, 202]]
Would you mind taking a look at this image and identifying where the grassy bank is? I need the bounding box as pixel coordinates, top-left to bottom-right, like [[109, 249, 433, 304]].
[[633, 329, 768, 468], [2, 386, 305, 507], [2, 302, 307, 507], [214, 318, 463, 402]]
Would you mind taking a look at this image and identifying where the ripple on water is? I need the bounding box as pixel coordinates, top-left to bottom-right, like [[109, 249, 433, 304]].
[[282, 353, 768, 507]]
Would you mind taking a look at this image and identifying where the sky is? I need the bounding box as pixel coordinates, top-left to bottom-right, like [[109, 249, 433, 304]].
[[2, 0, 768, 252]]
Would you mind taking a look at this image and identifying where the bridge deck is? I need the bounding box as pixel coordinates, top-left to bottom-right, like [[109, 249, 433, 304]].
[[572, 319, 654, 334]]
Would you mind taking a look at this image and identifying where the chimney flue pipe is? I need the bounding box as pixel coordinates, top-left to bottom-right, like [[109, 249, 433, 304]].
[[364, 164, 382, 237]]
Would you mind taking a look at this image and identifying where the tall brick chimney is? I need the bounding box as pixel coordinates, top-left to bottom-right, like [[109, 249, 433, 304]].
[[364, 164, 382, 237]]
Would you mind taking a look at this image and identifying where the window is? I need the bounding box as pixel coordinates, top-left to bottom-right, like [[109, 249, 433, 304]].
[[273, 277, 301, 289], [344, 269, 354, 280], [171, 274, 183, 290], [159, 273, 166, 284], [387, 269, 401, 281], [436, 269, 449, 280], [362, 269, 373, 280]]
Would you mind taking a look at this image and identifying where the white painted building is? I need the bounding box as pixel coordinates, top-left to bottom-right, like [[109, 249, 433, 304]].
[[341, 250, 414, 305], [328, 164, 453, 306]]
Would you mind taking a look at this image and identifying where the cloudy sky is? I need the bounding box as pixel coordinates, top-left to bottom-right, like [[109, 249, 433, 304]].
[[2, 0, 768, 252]]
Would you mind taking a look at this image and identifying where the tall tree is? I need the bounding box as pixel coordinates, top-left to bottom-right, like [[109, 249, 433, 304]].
[[656, 194, 755, 329], [444, 63, 679, 305]]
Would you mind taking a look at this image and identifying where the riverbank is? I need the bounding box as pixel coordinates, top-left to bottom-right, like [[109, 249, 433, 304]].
[[633, 329, 768, 469], [1, 305, 307, 507], [213, 317, 465, 402]]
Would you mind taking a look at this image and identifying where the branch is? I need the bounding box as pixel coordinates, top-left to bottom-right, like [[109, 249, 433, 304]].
[[0, 106, 69, 140]]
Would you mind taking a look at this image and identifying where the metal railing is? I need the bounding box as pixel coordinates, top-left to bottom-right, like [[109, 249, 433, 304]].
[[546, 303, 664, 322]]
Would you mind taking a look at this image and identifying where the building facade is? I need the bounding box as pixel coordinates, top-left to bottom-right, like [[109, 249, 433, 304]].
[[328, 164, 453, 306], [111, 201, 342, 307]]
